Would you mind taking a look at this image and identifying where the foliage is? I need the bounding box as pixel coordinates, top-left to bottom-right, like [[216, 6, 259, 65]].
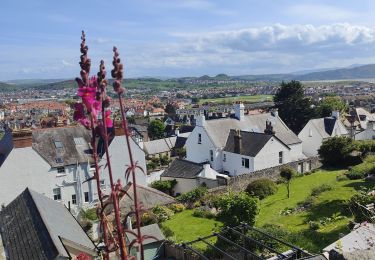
[[346, 162, 375, 180], [316, 96, 347, 117], [147, 119, 165, 140], [174, 147, 186, 159], [176, 187, 208, 204], [164, 103, 176, 115], [152, 205, 175, 222], [151, 179, 177, 195], [364, 154, 375, 163], [160, 155, 171, 166], [311, 184, 333, 197], [81, 208, 98, 221], [318, 137, 356, 167], [349, 189, 375, 222], [214, 192, 259, 226], [354, 140, 375, 155], [246, 178, 278, 199], [280, 167, 296, 198], [169, 203, 186, 213], [192, 208, 215, 219], [81, 219, 93, 232], [274, 80, 316, 133], [147, 161, 157, 171], [141, 212, 157, 226]]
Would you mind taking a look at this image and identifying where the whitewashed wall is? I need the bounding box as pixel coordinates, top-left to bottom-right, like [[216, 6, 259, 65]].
[[298, 122, 323, 156]]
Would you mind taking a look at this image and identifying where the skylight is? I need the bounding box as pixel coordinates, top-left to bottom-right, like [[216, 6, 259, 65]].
[[74, 137, 85, 145], [55, 157, 64, 164], [54, 140, 63, 148]]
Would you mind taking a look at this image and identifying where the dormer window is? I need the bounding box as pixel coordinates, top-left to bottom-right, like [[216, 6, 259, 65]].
[[198, 133, 202, 144], [54, 140, 63, 148], [57, 167, 65, 173]]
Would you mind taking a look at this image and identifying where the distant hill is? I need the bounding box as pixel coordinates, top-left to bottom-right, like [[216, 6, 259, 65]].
[[0, 82, 17, 92]]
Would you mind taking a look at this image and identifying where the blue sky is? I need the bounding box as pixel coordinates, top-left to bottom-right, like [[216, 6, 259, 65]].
[[1, 0, 375, 80]]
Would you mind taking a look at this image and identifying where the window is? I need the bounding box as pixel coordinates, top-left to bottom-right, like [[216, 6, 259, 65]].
[[57, 167, 65, 173], [242, 158, 249, 168], [74, 137, 85, 145], [223, 153, 226, 162], [198, 133, 202, 144], [53, 188, 61, 201], [55, 157, 64, 164], [84, 192, 89, 202], [100, 179, 105, 188], [210, 150, 213, 161], [279, 151, 283, 164], [72, 194, 77, 205], [54, 140, 63, 148]]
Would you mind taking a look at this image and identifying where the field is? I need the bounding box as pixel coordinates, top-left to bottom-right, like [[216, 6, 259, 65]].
[[198, 94, 273, 105], [163, 169, 374, 253]]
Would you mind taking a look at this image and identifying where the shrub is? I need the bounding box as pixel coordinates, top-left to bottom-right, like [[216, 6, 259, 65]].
[[246, 179, 278, 199], [160, 155, 171, 166], [177, 187, 208, 204], [147, 161, 156, 171], [169, 203, 185, 213], [346, 162, 375, 180], [141, 212, 157, 225], [311, 184, 332, 197], [318, 137, 355, 167], [336, 174, 348, 181], [152, 205, 174, 222], [309, 221, 320, 230], [349, 190, 375, 222], [354, 140, 375, 155], [364, 154, 375, 163], [151, 179, 177, 195], [214, 192, 258, 226], [192, 208, 215, 219], [81, 208, 98, 221]]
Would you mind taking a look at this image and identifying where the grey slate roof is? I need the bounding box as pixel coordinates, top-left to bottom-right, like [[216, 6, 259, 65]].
[[0, 188, 96, 259], [126, 224, 165, 245], [161, 159, 203, 179], [224, 130, 289, 157], [203, 113, 301, 148], [119, 185, 176, 213], [308, 117, 348, 139], [143, 137, 177, 155], [32, 126, 93, 167]]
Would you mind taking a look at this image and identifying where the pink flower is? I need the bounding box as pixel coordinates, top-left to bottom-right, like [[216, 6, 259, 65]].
[[73, 103, 92, 129], [105, 110, 113, 128]]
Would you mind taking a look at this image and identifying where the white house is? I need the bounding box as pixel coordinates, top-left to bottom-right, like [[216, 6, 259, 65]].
[[298, 112, 348, 156], [160, 159, 228, 195], [0, 126, 147, 211], [185, 103, 304, 176]]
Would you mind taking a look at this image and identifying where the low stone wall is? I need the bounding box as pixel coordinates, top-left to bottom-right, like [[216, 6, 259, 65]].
[[209, 156, 322, 195], [163, 243, 200, 260]]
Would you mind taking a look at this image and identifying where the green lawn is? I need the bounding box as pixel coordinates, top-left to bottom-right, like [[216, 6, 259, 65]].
[[162, 209, 223, 251], [198, 95, 273, 105], [256, 169, 374, 252], [164, 169, 374, 253]]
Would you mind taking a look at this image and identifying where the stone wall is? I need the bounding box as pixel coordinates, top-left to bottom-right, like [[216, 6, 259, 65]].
[[209, 156, 322, 194]]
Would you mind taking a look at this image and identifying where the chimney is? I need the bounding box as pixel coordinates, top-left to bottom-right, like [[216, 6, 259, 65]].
[[234, 102, 245, 121], [234, 129, 242, 154], [196, 115, 206, 127], [264, 120, 275, 135], [331, 110, 340, 119]]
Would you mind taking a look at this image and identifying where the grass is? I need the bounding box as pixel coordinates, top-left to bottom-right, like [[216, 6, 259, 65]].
[[162, 209, 223, 251], [163, 169, 374, 253], [198, 94, 273, 105], [256, 169, 374, 252]]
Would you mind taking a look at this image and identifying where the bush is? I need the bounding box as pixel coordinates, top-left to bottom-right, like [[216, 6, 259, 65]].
[[160, 155, 171, 166], [311, 184, 332, 197], [318, 137, 355, 167], [246, 179, 278, 199], [214, 192, 258, 226], [141, 212, 157, 226], [309, 221, 320, 230], [177, 187, 208, 204], [346, 162, 375, 180], [169, 203, 185, 213], [151, 179, 177, 195], [349, 190, 375, 222], [81, 208, 98, 221], [192, 208, 215, 219], [147, 161, 157, 171], [152, 205, 174, 222], [364, 154, 375, 163], [296, 196, 316, 209], [336, 174, 348, 181], [354, 140, 375, 155]]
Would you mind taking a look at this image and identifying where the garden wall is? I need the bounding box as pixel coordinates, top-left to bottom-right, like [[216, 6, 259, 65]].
[[209, 156, 322, 195]]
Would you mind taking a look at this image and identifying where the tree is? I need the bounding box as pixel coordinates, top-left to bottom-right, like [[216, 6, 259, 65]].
[[317, 96, 347, 117], [274, 80, 316, 134], [147, 119, 165, 140], [246, 179, 278, 199], [214, 192, 258, 226], [318, 136, 354, 167], [191, 97, 199, 104], [280, 167, 296, 198], [164, 103, 176, 115]]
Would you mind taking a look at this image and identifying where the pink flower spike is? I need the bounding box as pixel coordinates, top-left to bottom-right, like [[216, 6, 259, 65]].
[[105, 110, 113, 128]]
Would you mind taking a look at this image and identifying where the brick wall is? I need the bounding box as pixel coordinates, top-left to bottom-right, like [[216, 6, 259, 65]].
[[208, 156, 322, 195]]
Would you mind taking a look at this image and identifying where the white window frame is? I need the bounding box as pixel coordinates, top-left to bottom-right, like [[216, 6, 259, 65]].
[[53, 188, 61, 201], [279, 151, 283, 164], [242, 158, 249, 169], [72, 194, 77, 205]]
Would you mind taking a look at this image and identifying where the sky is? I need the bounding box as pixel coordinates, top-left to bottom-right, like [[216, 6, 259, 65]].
[[2, 0, 375, 80]]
